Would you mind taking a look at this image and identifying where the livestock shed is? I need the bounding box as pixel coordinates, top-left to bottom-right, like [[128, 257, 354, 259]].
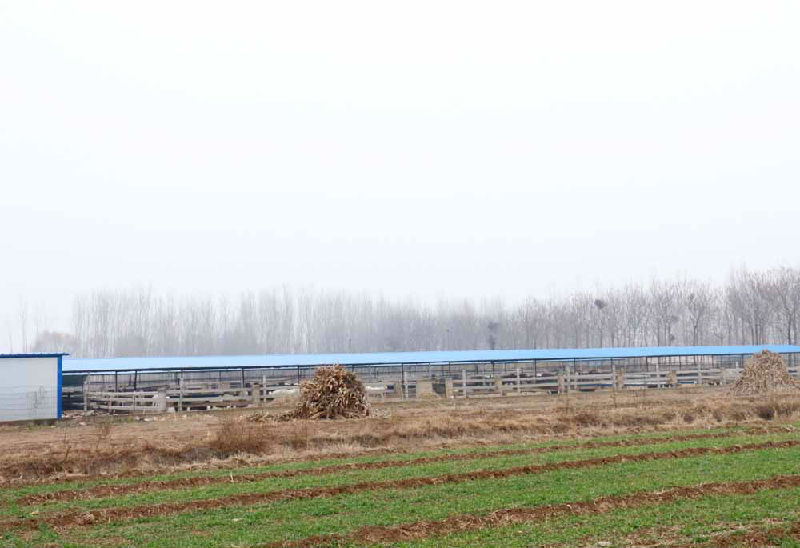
[[61, 345, 800, 413], [0, 353, 67, 422]]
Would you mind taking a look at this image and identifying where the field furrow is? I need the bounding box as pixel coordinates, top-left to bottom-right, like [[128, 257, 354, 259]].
[[5, 438, 800, 533], [5, 390, 800, 548], [271, 474, 800, 548], [15, 429, 755, 505]]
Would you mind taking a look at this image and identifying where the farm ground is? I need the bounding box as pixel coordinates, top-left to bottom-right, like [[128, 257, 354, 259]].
[[4, 387, 800, 547]]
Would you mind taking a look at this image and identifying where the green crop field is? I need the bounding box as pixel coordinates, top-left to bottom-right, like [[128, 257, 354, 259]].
[[3, 424, 800, 547]]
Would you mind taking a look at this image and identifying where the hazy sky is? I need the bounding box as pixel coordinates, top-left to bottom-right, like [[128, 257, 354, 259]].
[[1, 1, 799, 348]]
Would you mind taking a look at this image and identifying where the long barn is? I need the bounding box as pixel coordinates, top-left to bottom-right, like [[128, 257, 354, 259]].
[[58, 345, 800, 414]]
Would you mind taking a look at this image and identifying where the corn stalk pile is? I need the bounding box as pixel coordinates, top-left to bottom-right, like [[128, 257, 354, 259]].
[[284, 365, 370, 419], [730, 350, 800, 396]]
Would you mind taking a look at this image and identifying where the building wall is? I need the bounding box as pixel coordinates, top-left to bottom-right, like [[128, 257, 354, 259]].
[[0, 357, 60, 421]]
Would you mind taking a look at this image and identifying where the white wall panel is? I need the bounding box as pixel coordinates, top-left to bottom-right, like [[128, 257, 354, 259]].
[[0, 357, 59, 421]]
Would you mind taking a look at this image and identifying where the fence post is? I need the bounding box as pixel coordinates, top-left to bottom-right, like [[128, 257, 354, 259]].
[[615, 368, 625, 391], [178, 375, 184, 412], [612, 363, 617, 391], [83, 378, 88, 412], [261, 374, 267, 404], [462, 369, 468, 398], [516, 368, 521, 393], [557, 373, 565, 394], [156, 390, 167, 412]]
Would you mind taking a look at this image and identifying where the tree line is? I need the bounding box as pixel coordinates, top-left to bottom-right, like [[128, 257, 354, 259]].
[[24, 266, 800, 358]]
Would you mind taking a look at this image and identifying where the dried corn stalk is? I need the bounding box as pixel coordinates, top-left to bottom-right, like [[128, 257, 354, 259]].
[[284, 365, 370, 419], [730, 350, 800, 396]]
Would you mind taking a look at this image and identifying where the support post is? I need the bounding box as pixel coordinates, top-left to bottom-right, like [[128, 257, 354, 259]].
[[516, 368, 521, 393], [155, 390, 167, 412], [462, 369, 468, 398], [178, 373, 184, 412], [615, 368, 625, 391], [444, 377, 454, 398], [612, 363, 617, 391], [82, 377, 88, 412], [572, 359, 578, 391]]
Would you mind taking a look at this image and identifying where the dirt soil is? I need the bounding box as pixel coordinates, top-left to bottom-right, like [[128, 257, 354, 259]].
[[18, 430, 753, 505], [267, 474, 800, 548], [4, 438, 797, 531], [2, 386, 799, 484]]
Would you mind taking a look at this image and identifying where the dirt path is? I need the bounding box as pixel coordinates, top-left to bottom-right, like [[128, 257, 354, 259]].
[[5, 439, 800, 531], [267, 474, 800, 548], [17, 430, 757, 505]]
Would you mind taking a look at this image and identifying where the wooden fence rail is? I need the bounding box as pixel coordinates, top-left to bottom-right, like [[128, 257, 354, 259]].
[[81, 366, 800, 414]]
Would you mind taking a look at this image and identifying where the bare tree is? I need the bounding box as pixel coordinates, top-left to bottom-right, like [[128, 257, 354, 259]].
[[766, 267, 800, 344], [684, 280, 716, 346], [28, 265, 800, 358]]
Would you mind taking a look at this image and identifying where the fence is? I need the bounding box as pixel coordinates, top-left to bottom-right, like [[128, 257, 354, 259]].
[[76, 364, 800, 414]]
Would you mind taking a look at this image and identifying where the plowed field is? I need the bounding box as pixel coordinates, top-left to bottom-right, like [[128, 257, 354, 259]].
[[3, 388, 800, 547]]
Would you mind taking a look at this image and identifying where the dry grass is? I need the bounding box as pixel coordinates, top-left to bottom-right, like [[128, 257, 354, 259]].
[[207, 416, 273, 455], [3, 387, 800, 483]]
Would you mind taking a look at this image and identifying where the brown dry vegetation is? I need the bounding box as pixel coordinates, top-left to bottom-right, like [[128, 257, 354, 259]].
[[2, 386, 800, 485], [731, 350, 800, 396], [282, 364, 370, 419]]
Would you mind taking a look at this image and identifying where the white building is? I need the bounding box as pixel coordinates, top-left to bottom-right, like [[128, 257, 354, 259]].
[[0, 353, 66, 422]]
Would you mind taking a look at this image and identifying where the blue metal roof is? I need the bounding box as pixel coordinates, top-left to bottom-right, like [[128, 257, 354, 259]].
[[0, 353, 69, 359], [61, 345, 800, 373]]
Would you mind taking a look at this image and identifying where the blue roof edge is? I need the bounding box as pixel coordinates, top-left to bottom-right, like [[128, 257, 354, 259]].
[[0, 353, 70, 359], [61, 345, 800, 373]]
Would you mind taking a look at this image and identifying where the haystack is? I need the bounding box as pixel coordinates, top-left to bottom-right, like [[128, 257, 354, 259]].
[[730, 350, 800, 396], [284, 365, 370, 419]]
